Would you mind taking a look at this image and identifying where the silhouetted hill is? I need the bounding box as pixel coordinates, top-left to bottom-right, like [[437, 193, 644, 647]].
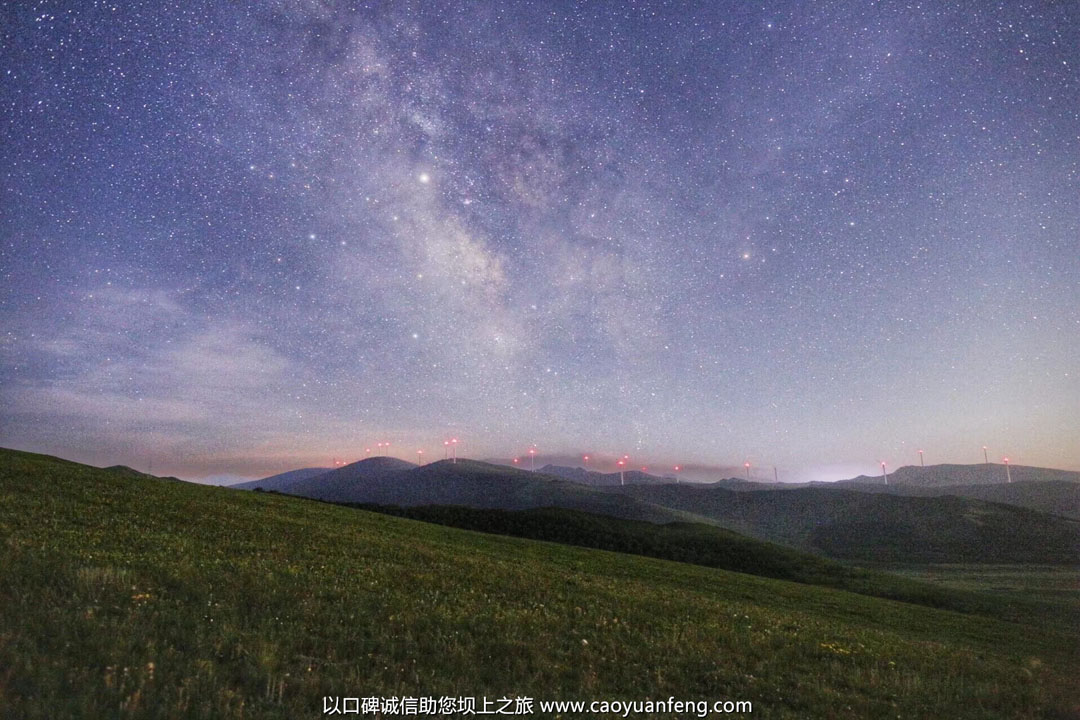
[[601, 484, 1080, 564], [837, 463, 1080, 488], [230, 458, 1080, 563], [537, 464, 671, 486], [241, 458, 690, 524], [274, 456, 417, 500], [232, 467, 332, 491], [705, 477, 801, 491], [821, 480, 1080, 520], [822, 464, 1080, 519]]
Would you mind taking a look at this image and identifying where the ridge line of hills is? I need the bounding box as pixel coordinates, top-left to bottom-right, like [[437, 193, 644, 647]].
[[231, 456, 1080, 565]]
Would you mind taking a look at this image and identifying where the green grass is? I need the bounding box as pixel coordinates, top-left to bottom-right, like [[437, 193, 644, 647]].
[[351, 503, 1045, 623], [873, 563, 1080, 635], [608, 484, 1080, 564], [2, 447, 1078, 718]]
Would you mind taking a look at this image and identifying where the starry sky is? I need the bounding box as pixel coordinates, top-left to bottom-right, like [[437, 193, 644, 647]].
[[2, 1, 1078, 483]]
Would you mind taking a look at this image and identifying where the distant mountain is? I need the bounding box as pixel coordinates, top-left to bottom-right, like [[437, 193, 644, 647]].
[[536, 464, 672, 486], [822, 464, 1080, 519], [233, 458, 692, 525], [278, 457, 418, 500], [229, 458, 1080, 563], [704, 477, 803, 491], [600, 483, 1080, 564], [232, 467, 331, 491], [837, 463, 1080, 488], [820, 479, 1080, 520], [535, 465, 804, 491]]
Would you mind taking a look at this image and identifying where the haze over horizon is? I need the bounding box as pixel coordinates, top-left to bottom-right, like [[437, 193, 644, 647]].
[[2, 2, 1078, 482]]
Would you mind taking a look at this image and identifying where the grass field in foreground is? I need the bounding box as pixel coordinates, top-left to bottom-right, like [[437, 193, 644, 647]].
[[1, 447, 1078, 718]]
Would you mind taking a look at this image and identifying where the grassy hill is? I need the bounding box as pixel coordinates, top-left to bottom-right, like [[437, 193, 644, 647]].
[[818, 480, 1080, 521], [353, 504, 1054, 622], [603, 485, 1080, 564], [244, 458, 692, 525], [2, 447, 1078, 718]]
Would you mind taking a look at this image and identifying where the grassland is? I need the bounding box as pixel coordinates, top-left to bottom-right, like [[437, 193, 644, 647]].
[[875, 563, 1080, 636], [2, 447, 1078, 718], [605, 483, 1080, 564], [352, 503, 1048, 623]]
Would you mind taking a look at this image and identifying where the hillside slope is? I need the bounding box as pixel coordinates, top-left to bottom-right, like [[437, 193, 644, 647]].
[[2, 447, 1078, 718], [358, 504, 1051, 620], [820, 479, 1080, 520], [603, 484, 1080, 563]]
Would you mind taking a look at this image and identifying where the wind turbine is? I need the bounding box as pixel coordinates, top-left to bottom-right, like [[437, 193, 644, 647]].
[[1003, 457, 1012, 483], [443, 440, 450, 460], [451, 438, 458, 464], [881, 461, 889, 486], [674, 465, 681, 484], [918, 449, 924, 467], [744, 461, 751, 481], [773, 466, 778, 483], [983, 446, 989, 465], [616, 458, 626, 486], [416, 449, 424, 466], [528, 446, 536, 471]]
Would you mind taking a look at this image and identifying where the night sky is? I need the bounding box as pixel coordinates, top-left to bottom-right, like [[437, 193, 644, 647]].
[[2, 2, 1078, 482]]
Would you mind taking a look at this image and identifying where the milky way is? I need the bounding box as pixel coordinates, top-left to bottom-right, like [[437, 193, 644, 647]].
[[2, 2, 1078, 481]]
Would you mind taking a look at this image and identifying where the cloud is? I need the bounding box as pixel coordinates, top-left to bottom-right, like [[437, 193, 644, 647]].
[[1, 287, 316, 468]]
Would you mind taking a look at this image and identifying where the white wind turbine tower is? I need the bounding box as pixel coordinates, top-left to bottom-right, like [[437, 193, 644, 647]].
[[880, 461, 889, 486]]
